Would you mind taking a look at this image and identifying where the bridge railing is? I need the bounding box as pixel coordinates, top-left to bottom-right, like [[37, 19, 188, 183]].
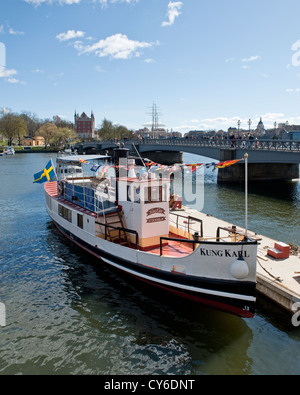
[[78, 138, 300, 153], [131, 138, 300, 152]]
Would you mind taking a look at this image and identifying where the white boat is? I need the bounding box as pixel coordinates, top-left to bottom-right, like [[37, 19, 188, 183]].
[[43, 149, 258, 318], [5, 147, 15, 155]]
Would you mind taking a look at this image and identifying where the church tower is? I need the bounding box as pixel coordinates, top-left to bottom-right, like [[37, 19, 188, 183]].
[[256, 117, 265, 134]]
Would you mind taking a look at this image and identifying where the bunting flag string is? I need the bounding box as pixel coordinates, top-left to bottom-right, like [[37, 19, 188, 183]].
[[77, 157, 244, 176], [212, 159, 243, 171]]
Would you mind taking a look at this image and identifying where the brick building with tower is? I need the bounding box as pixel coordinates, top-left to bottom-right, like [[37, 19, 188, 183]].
[[74, 111, 95, 139]]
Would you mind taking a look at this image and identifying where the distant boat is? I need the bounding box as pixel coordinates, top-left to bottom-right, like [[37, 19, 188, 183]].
[[42, 149, 258, 318], [5, 147, 15, 155]]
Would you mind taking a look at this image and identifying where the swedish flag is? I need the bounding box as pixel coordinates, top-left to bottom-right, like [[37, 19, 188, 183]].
[[33, 160, 55, 183]]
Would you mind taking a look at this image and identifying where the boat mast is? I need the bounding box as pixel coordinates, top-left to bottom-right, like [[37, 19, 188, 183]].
[[244, 152, 248, 238]]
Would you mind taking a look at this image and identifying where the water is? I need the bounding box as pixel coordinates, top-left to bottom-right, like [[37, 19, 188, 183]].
[[0, 152, 300, 375]]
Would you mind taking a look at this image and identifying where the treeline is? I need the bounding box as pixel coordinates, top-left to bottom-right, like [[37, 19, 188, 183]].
[[0, 112, 75, 148], [0, 111, 135, 148]]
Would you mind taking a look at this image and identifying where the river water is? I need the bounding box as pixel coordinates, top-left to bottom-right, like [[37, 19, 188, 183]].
[[0, 152, 299, 375]]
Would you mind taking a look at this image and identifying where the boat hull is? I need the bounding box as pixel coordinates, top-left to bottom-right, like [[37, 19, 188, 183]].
[[52, 219, 256, 318]]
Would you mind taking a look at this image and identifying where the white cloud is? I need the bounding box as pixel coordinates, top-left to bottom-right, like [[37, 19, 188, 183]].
[[0, 25, 25, 35], [94, 65, 105, 72], [24, 0, 81, 6], [175, 113, 293, 133], [7, 78, 26, 84], [162, 1, 183, 27], [0, 66, 25, 84], [0, 66, 18, 78], [286, 88, 300, 93], [97, 0, 138, 6], [225, 57, 235, 63], [144, 58, 155, 63], [9, 28, 25, 35], [25, 0, 137, 5], [56, 30, 85, 41], [0, 107, 11, 115], [32, 68, 45, 73], [73, 33, 156, 59], [242, 55, 261, 62]]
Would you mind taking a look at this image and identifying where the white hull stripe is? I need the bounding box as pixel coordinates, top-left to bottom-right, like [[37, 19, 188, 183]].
[[100, 256, 255, 303]]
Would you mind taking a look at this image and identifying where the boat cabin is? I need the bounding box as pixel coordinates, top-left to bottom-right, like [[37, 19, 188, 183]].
[[55, 152, 173, 250], [117, 167, 170, 250]]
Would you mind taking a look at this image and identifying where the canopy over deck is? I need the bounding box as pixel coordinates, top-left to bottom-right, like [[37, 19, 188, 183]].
[[57, 155, 110, 165]]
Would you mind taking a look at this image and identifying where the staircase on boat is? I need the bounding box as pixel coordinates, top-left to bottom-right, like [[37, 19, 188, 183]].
[[98, 210, 131, 247]]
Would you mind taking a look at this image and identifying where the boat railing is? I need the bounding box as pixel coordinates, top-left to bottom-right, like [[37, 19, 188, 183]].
[[216, 225, 261, 242], [95, 221, 139, 249], [170, 212, 203, 237]]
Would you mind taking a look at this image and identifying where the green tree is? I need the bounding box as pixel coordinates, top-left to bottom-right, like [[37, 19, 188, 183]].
[[19, 112, 41, 137], [52, 115, 74, 129], [98, 118, 133, 140], [51, 127, 76, 149], [115, 125, 133, 140], [98, 118, 115, 140], [0, 114, 27, 145], [37, 122, 58, 148]]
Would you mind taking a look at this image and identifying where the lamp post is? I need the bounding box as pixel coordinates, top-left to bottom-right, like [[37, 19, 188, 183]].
[[244, 152, 248, 238], [248, 119, 252, 133], [237, 119, 241, 139]]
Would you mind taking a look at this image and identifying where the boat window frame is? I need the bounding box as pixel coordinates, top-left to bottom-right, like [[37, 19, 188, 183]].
[[77, 213, 84, 229], [145, 185, 163, 204], [58, 204, 72, 223]]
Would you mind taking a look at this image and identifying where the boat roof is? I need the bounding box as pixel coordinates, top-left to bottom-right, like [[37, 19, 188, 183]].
[[57, 155, 110, 164]]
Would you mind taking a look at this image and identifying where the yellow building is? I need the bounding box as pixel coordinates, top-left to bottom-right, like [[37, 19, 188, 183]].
[[22, 136, 45, 146]]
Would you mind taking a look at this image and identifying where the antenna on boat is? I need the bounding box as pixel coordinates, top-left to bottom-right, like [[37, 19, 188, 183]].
[[244, 153, 248, 238], [132, 143, 146, 168]]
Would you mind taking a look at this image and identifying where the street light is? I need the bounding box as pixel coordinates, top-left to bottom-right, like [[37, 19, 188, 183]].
[[237, 120, 241, 138], [248, 119, 252, 133]]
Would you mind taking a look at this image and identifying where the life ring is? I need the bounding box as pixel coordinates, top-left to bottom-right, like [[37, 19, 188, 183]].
[[58, 181, 64, 196]]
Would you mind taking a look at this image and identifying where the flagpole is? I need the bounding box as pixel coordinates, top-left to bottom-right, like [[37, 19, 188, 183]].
[[244, 153, 248, 238]]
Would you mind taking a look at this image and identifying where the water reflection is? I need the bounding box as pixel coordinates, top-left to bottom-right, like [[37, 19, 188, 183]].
[[1, 153, 300, 375], [47, 224, 254, 375]]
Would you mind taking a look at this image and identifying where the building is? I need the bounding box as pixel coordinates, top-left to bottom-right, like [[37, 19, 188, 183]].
[[287, 130, 300, 140], [21, 136, 45, 146], [74, 111, 95, 139], [184, 130, 207, 138], [256, 117, 265, 134]]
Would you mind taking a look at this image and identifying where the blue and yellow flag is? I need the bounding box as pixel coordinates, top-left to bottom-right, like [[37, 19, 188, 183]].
[[33, 160, 55, 183]]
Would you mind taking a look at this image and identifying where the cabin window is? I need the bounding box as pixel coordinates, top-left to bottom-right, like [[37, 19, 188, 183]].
[[58, 204, 72, 222], [127, 185, 132, 202], [134, 186, 140, 203], [145, 186, 163, 203], [77, 213, 83, 229]]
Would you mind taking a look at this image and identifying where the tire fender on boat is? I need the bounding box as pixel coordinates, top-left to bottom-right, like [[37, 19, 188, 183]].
[[58, 181, 64, 196]]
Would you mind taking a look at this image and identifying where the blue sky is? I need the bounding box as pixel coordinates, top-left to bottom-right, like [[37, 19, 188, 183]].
[[1, 0, 300, 134]]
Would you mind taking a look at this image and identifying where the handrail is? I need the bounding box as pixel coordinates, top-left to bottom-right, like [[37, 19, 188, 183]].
[[132, 138, 300, 152], [170, 212, 203, 237], [95, 221, 139, 249]]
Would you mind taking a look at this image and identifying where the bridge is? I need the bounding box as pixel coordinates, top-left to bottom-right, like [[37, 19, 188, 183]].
[[74, 138, 300, 182]]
